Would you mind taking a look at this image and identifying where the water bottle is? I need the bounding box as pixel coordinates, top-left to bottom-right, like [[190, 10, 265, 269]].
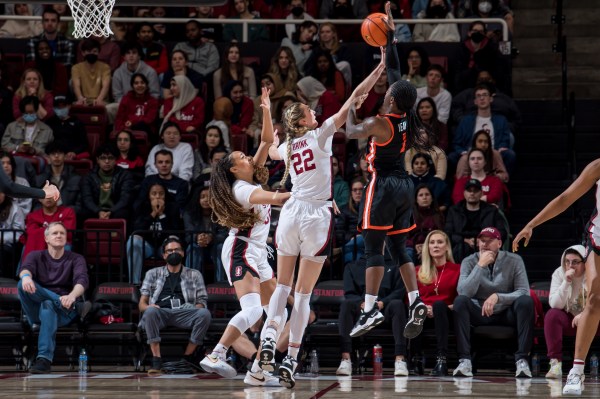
[[531, 353, 540, 377], [590, 353, 599, 379], [78, 348, 88, 374], [310, 349, 319, 376]]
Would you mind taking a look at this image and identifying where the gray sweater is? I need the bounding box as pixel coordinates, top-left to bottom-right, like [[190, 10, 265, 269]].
[[111, 60, 160, 102], [457, 250, 530, 313]]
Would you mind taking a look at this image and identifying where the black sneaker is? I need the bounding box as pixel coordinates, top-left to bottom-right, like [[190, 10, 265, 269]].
[[148, 356, 163, 375], [430, 355, 448, 376], [30, 357, 51, 374], [74, 301, 93, 322], [403, 298, 427, 339], [349, 307, 385, 338], [278, 355, 298, 389], [259, 337, 276, 372]]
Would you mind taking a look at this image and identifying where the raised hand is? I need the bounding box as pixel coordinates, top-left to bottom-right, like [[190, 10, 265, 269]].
[[512, 226, 533, 252], [43, 180, 60, 201], [260, 86, 271, 110], [383, 1, 395, 32]]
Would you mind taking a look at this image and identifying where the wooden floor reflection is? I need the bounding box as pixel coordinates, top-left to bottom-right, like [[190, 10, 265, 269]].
[[1, 372, 599, 398]]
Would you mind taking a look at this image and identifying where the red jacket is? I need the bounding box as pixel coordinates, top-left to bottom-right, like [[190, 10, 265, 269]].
[[230, 96, 254, 136], [115, 91, 159, 132], [163, 96, 205, 132], [416, 262, 460, 306], [20, 205, 76, 262]]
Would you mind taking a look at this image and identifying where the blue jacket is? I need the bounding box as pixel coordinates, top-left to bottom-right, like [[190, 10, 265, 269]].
[[453, 113, 512, 154]]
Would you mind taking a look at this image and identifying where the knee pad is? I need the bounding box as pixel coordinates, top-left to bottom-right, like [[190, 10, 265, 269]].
[[229, 293, 263, 334], [366, 254, 385, 268]]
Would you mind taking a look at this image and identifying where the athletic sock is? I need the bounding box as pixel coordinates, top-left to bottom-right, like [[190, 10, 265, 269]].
[[408, 290, 419, 306], [211, 343, 228, 360], [573, 360, 585, 374], [364, 294, 377, 313]]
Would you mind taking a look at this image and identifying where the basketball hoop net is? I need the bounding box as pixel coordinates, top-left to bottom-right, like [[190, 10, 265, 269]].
[[67, 0, 116, 38]]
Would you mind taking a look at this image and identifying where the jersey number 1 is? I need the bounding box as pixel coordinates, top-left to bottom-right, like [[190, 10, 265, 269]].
[[291, 149, 316, 175]]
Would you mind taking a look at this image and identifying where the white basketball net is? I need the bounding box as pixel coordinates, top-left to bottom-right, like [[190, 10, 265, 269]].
[[67, 0, 115, 38]]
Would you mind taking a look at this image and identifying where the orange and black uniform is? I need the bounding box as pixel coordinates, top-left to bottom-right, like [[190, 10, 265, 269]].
[[358, 113, 416, 235]]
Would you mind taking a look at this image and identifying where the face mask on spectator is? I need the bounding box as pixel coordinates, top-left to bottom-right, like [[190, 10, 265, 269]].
[[478, 1, 492, 13], [22, 113, 37, 123], [429, 5, 447, 18], [166, 252, 183, 266], [471, 31, 485, 43], [291, 6, 304, 17], [54, 107, 69, 119], [84, 53, 98, 64]]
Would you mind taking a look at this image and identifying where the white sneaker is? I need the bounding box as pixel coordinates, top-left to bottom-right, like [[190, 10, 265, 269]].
[[349, 307, 385, 338], [244, 369, 279, 387], [394, 359, 409, 376], [545, 359, 562, 379], [515, 358, 532, 378], [200, 354, 237, 378], [563, 369, 585, 395], [453, 377, 473, 395], [452, 358, 473, 377], [336, 359, 352, 376]]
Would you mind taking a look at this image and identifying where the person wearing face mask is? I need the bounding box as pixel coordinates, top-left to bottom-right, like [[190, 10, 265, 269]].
[[45, 95, 89, 160], [138, 235, 212, 375], [413, 0, 460, 43], [285, 0, 314, 40], [459, 0, 513, 40], [71, 38, 111, 107]]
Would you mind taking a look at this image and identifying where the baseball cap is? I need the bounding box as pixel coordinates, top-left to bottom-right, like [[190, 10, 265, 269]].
[[464, 178, 482, 191], [478, 227, 501, 240]]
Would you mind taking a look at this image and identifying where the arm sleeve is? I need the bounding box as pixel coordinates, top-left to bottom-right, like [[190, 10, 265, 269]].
[[0, 171, 45, 199], [386, 30, 402, 85], [316, 117, 337, 152]]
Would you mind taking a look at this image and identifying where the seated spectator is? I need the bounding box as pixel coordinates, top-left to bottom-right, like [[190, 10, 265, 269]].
[[320, 0, 367, 41], [194, 125, 227, 172], [71, 39, 111, 107], [206, 98, 232, 150], [27, 8, 74, 68], [222, 0, 270, 43], [136, 22, 169, 77], [35, 142, 82, 213], [0, 191, 25, 275], [406, 184, 445, 264], [404, 124, 447, 178], [193, 146, 228, 188], [285, 0, 315, 39], [356, 68, 388, 121], [136, 149, 189, 212], [408, 153, 450, 211], [149, 6, 176, 42], [2, 96, 54, 170], [80, 144, 135, 221], [412, 230, 459, 376], [17, 222, 90, 374], [456, 129, 509, 183], [281, 20, 318, 74], [1, 151, 33, 214], [145, 123, 194, 182], [306, 48, 346, 103], [332, 155, 349, 210], [161, 50, 204, 100], [213, 43, 256, 100], [445, 178, 507, 262], [412, 0, 460, 42], [108, 42, 160, 123], [173, 20, 220, 82], [114, 73, 160, 137], [401, 47, 430, 88], [51, 3, 74, 39], [188, 6, 222, 42], [335, 252, 408, 376], [0, 4, 42, 38], [334, 177, 365, 265], [458, 0, 514, 39], [108, 7, 128, 41], [544, 245, 597, 379], [138, 236, 212, 375], [127, 183, 182, 285], [296, 76, 341, 126], [183, 185, 228, 280], [115, 130, 145, 183], [24, 39, 68, 96], [45, 95, 89, 160], [161, 75, 205, 134], [13, 68, 54, 121], [224, 80, 254, 138], [20, 184, 76, 262], [415, 65, 451, 124], [268, 46, 301, 93], [452, 227, 534, 378], [76, 35, 121, 73], [452, 148, 506, 207], [450, 83, 515, 174]]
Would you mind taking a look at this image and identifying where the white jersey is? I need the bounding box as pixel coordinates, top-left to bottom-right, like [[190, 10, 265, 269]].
[[277, 117, 336, 201], [229, 180, 271, 244]]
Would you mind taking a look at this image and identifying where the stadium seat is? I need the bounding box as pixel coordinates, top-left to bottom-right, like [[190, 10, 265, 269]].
[[83, 218, 127, 285]]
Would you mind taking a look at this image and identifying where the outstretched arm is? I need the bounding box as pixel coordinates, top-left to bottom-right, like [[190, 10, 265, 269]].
[[253, 87, 274, 167], [513, 158, 600, 251], [383, 1, 401, 84]]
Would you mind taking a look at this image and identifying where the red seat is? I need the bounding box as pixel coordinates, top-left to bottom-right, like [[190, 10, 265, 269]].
[[181, 133, 200, 150], [70, 105, 109, 155], [428, 56, 449, 74], [83, 218, 127, 284], [230, 134, 247, 154], [64, 159, 93, 176]]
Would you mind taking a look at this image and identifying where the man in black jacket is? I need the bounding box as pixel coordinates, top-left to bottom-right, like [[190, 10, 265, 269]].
[[36, 141, 81, 213], [336, 252, 408, 377], [80, 144, 134, 222], [445, 178, 507, 262]]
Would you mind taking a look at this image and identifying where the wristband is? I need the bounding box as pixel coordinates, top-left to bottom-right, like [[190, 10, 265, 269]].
[[20, 273, 31, 280]]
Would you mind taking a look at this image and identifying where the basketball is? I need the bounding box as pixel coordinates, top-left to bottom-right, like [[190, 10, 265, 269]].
[[361, 13, 388, 47]]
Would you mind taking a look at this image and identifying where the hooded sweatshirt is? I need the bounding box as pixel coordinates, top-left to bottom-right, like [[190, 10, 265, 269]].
[[548, 244, 587, 315]]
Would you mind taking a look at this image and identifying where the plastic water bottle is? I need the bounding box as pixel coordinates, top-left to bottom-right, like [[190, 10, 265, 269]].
[[531, 353, 540, 377], [78, 348, 88, 374], [590, 353, 599, 379], [310, 349, 319, 376]]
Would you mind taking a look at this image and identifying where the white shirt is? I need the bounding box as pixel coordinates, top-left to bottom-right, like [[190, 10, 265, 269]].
[[416, 86, 452, 124], [145, 142, 194, 181], [277, 117, 336, 201], [475, 115, 495, 145], [229, 180, 271, 244]]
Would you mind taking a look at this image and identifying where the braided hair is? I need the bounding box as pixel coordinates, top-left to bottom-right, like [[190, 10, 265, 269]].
[[209, 153, 269, 230], [278, 102, 311, 188], [388, 80, 433, 151]]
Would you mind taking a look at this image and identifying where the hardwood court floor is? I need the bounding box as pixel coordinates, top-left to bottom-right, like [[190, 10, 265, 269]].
[[0, 371, 598, 398]]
